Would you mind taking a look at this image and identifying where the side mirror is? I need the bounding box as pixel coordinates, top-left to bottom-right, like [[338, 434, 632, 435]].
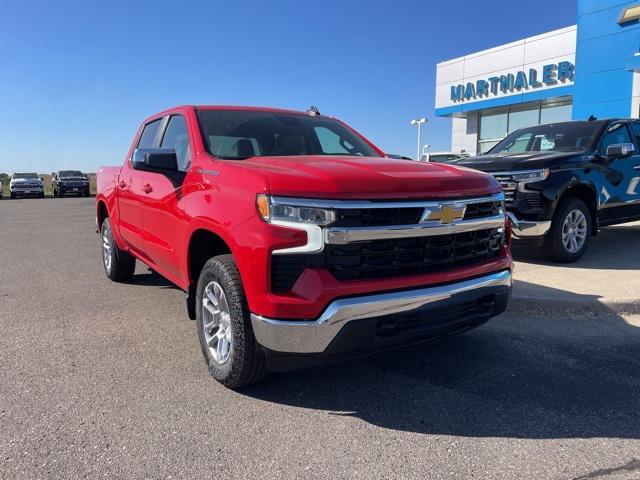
[[132, 148, 179, 173], [606, 143, 635, 158]]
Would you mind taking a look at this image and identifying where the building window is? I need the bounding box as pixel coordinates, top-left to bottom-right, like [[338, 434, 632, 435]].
[[477, 97, 572, 154], [508, 106, 540, 134], [540, 103, 573, 124], [478, 109, 508, 154]]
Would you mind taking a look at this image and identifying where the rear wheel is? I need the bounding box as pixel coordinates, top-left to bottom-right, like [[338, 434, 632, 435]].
[[101, 218, 136, 281], [542, 198, 592, 262], [196, 255, 268, 388]]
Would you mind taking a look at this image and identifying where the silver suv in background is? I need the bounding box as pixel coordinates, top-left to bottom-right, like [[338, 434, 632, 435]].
[[9, 173, 44, 199]]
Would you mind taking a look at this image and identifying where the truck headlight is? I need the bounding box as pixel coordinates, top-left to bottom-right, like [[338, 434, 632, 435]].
[[256, 195, 336, 226], [511, 169, 549, 183]]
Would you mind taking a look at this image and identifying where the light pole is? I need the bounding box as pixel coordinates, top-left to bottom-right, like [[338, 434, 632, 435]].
[[410, 117, 428, 160]]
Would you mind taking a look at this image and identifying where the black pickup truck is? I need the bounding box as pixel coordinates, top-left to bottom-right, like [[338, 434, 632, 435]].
[[52, 170, 90, 197], [454, 119, 640, 262]]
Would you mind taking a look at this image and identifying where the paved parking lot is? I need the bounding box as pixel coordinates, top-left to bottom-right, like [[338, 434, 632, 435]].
[[1, 198, 639, 479]]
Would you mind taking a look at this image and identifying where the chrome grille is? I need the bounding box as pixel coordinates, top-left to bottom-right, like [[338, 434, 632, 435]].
[[492, 174, 516, 203], [270, 193, 506, 292]]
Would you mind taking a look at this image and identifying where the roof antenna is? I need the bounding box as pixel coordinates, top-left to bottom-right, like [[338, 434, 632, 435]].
[[588, 115, 597, 122], [307, 105, 321, 116]]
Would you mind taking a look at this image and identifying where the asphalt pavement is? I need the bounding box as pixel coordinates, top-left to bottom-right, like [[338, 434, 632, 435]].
[[1, 198, 639, 479]]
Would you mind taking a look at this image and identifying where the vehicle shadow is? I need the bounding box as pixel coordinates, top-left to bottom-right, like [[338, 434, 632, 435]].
[[241, 281, 640, 440], [125, 269, 181, 290], [512, 222, 640, 271]]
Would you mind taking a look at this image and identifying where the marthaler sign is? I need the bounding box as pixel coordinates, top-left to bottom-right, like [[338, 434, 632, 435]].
[[450, 61, 575, 102]]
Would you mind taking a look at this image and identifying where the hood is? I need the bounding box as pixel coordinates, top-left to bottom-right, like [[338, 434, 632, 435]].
[[238, 155, 500, 199], [452, 151, 580, 173]]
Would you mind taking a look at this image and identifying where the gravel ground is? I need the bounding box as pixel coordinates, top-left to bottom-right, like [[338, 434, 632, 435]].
[[1, 198, 638, 480]]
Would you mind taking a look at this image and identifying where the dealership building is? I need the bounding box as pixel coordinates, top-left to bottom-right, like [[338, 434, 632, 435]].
[[435, 0, 640, 155]]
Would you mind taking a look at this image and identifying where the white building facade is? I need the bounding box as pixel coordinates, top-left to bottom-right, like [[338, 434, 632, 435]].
[[435, 26, 577, 156]]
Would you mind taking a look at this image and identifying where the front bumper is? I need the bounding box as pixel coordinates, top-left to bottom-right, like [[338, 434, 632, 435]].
[[507, 212, 551, 238], [10, 187, 44, 195], [60, 184, 89, 193], [251, 269, 511, 364]]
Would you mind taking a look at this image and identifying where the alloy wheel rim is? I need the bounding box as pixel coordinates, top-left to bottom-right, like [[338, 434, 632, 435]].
[[102, 231, 112, 272], [561, 209, 587, 254], [202, 281, 233, 365]]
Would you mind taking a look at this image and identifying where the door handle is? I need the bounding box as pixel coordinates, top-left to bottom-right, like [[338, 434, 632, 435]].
[[142, 183, 153, 194], [634, 165, 640, 171], [118, 180, 127, 189]]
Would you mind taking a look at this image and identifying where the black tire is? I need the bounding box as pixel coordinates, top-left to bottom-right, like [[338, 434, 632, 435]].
[[542, 197, 592, 262], [10, 192, 15, 199], [196, 254, 268, 389], [39, 192, 45, 198], [100, 218, 136, 281]]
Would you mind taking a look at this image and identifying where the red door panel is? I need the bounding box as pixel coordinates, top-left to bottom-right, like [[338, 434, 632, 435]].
[[140, 172, 186, 284], [116, 162, 147, 256]]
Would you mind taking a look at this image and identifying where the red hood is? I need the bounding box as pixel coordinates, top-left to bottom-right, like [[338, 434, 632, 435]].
[[239, 156, 500, 199]]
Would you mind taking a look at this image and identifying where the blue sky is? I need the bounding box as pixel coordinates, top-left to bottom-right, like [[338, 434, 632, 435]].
[[0, 0, 578, 173]]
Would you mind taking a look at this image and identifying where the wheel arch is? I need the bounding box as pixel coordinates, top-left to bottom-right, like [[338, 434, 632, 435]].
[[555, 182, 598, 236], [185, 227, 234, 319], [97, 200, 109, 230]]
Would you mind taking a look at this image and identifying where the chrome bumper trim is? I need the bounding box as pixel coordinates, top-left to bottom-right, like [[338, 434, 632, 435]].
[[507, 212, 551, 238], [326, 214, 505, 245], [250, 269, 512, 354], [270, 192, 505, 210]]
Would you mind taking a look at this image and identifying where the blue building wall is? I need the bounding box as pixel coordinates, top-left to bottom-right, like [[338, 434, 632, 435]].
[[573, 0, 640, 120]]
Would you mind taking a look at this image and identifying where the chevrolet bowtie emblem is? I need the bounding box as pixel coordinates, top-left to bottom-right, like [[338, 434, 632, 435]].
[[422, 204, 466, 224]]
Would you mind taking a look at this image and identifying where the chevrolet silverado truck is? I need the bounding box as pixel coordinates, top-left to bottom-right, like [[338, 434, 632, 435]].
[[454, 119, 640, 262], [96, 105, 513, 388], [9, 173, 45, 199], [52, 170, 91, 197]]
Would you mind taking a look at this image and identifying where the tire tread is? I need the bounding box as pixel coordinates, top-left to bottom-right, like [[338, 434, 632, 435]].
[[197, 255, 268, 389], [101, 218, 136, 282]]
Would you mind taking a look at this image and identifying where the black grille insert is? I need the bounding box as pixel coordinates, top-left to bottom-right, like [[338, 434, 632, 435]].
[[271, 228, 504, 291], [334, 207, 423, 227], [325, 228, 503, 281], [332, 201, 501, 227]]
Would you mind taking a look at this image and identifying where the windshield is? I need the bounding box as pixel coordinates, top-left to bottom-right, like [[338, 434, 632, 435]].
[[60, 170, 84, 177], [13, 173, 39, 179], [490, 122, 601, 154], [196, 110, 380, 160]]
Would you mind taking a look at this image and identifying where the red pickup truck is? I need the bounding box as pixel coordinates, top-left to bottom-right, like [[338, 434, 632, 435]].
[[96, 105, 513, 388]]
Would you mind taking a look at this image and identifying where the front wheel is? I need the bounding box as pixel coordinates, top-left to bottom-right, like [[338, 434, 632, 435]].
[[196, 255, 268, 389], [542, 198, 592, 262], [101, 218, 136, 281]]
